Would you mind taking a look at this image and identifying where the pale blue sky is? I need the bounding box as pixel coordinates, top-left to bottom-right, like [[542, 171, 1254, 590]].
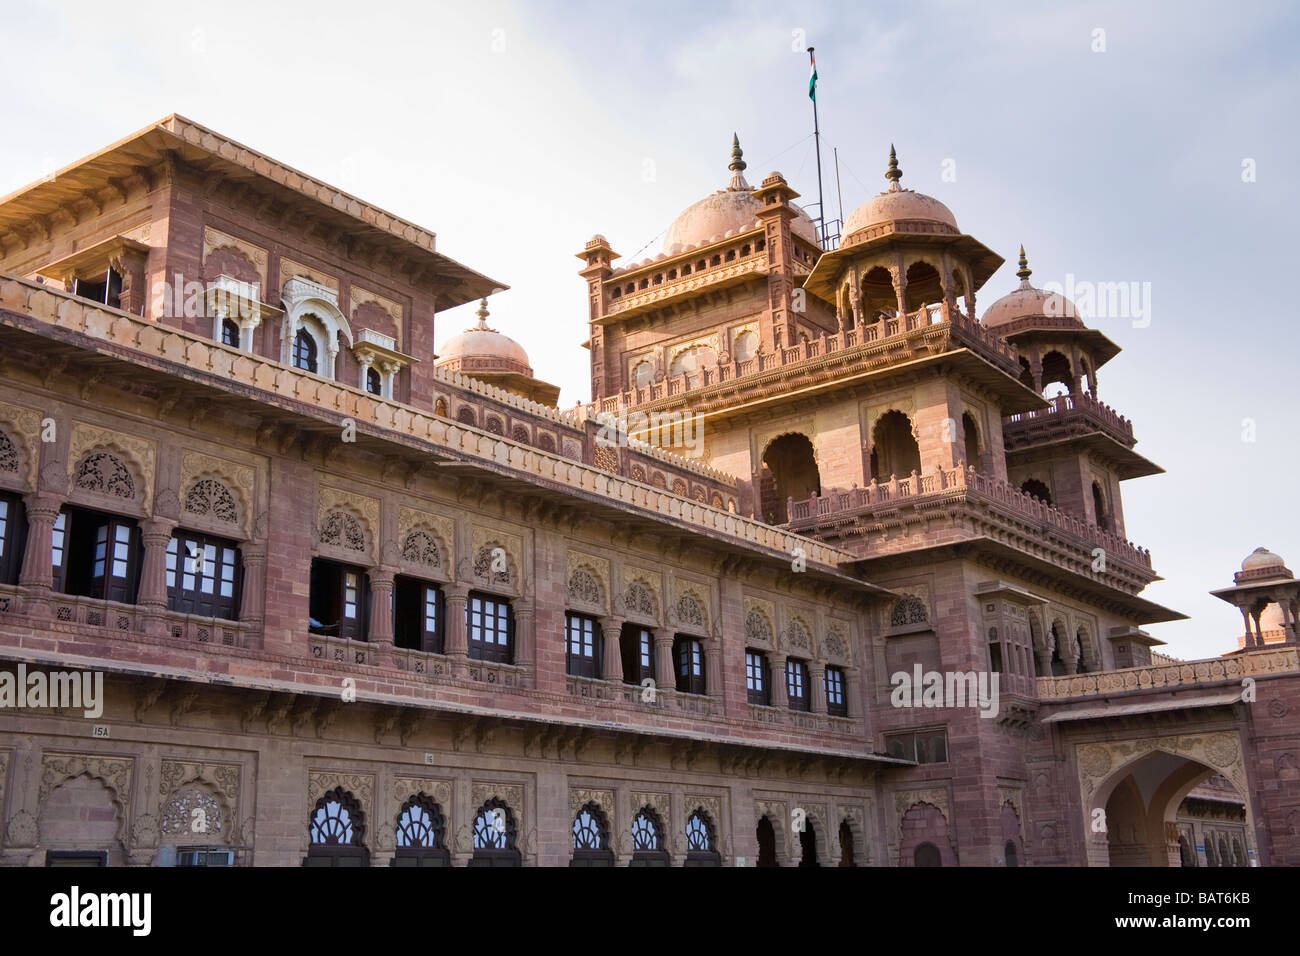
[[2, 0, 1295, 658]]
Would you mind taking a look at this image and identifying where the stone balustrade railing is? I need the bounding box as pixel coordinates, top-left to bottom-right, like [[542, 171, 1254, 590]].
[[1037, 646, 1300, 699], [787, 463, 1153, 570], [1004, 392, 1135, 446], [0, 274, 848, 570], [584, 300, 1020, 413], [605, 250, 769, 316]]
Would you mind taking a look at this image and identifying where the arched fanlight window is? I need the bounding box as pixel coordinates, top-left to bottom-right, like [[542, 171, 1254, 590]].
[[293, 327, 318, 373], [684, 808, 720, 866], [304, 787, 368, 867], [914, 842, 942, 867], [469, 798, 520, 867], [570, 802, 614, 867], [392, 793, 449, 866], [629, 806, 670, 867]]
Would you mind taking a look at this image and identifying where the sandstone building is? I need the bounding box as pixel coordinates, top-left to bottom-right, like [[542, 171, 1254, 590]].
[[0, 116, 1295, 867]]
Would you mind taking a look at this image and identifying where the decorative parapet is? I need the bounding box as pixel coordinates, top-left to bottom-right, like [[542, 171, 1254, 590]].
[[0, 275, 841, 569], [604, 249, 768, 317], [1037, 646, 1300, 700], [1003, 392, 1135, 449], [581, 301, 1020, 413], [787, 464, 1153, 571]]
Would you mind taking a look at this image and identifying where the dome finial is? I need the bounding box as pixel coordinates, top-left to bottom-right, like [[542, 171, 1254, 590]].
[[885, 144, 902, 189], [727, 133, 750, 190], [473, 297, 493, 331], [729, 133, 746, 173], [1016, 245, 1032, 282]]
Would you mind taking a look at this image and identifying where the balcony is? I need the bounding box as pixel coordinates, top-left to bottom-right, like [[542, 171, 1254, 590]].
[[587, 301, 1023, 414], [1037, 646, 1300, 701], [1003, 392, 1135, 450]]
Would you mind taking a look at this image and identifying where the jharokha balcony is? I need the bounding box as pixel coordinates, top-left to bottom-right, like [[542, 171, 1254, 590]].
[[1004, 392, 1135, 449], [585, 301, 1024, 415], [785, 464, 1158, 594]]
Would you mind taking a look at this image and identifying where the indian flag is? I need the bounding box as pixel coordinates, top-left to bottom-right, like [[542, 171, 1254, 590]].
[[808, 50, 818, 101]]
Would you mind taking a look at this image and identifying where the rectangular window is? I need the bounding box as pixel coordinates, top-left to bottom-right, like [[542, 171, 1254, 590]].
[[0, 493, 26, 585], [619, 624, 654, 685], [745, 650, 769, 705], [673, 635, 705, 695], [395, 576, 443, 653], [825, 666, 847, 717], [58, 507, 140, 604], [166, 532, 241, 619], [309, 559, 368, 641], [176, 847, 234, 867], [884, 729, 949, 765], [467, 591, 512, 663], [786, 659, 809, 712], [565, 612, 601, 678], [73, 268, 122, 309]]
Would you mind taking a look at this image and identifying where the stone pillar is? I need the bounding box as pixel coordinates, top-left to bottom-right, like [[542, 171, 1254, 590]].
[[601, 616, 625, 683], [138, 517, 177, 636], [237, 542, 267, 626], [809, 661, 827, 714], [367, 568, 395, 646], [357, 355, 374, 392], [514, 599, 535, 674], [653, 629, 675, 693], [770, 652, 788, 709], [445, 583, 469, 658], [17, 492, 63, 616], [891, 266, 908, 318], [845, 667, 862, 718]]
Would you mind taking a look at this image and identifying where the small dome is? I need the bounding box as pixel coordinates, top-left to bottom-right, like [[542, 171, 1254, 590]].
[[436, 299, 531, 374], [842, 146, 959, 240], [1242, 547, 1287, 573], [664, 136, 818, 253], [982, 246, 1084, 329]]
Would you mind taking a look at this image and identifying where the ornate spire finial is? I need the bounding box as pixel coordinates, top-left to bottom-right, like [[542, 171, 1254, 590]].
[[885, 144, 902, 188], [729, 133, 746, 173], [1016, 245, 1032, 282], [472, 297, 493, 331]]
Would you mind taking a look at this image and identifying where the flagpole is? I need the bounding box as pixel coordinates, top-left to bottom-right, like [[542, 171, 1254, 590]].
[[808, 46, 826, 247]]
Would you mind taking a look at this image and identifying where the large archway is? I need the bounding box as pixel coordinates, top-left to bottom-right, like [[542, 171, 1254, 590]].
[[760, 433, 820, 524], [1081, 741, 1254, 868]]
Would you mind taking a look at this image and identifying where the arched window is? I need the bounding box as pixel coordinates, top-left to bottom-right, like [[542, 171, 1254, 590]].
[[570, 803, 614, 867], [1021, 479, 1052, 505], [220, 318, 239, 348], [683, 809, 720, 866], [631, 360, 654, 388], [0, 492, 28, 586], [961, 412, 981, 471], [469, 798, 520, 867], [365, 366, 382, 395], [392, 793, 449, 867], [668, 345, 717, 382], [630, 807, 669, 867], [798, 818, 819, 867], [760, 433, 820, 523], [1041, 351, 1074, 398], [1092, 481, 1109, 531], [733, 330, 759, 363], [756, 816, 778, 867], [304, 787, 368, 866], [914, 842, 942, 867], [434, 397, 448, 417], [838, 820, 856, 867], [1005, 841, 1019, 867], [293, 327, 318, 373], [871, 410, 921, 483]]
